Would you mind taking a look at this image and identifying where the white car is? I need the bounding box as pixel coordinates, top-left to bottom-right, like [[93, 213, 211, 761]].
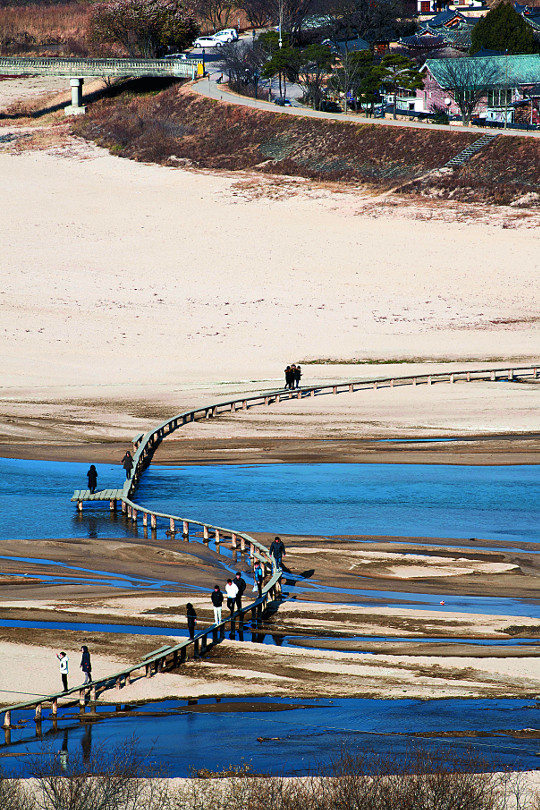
[[193, 35, 225, 48], [213, 28, 239, 42]]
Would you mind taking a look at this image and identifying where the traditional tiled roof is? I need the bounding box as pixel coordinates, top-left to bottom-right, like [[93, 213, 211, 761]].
[[419, 9, 473, 28], [514, 2, 540, 28], [443, 27, 473, 47], [425, 53, 540, 87], [399, 30, 447, 48]]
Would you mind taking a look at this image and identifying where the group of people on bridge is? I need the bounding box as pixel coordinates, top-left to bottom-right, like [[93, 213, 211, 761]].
[[284, 364, 302, 389], [187, 537, 286, 635], [56, 645, 92, 692], [86, 450, 134, 493]]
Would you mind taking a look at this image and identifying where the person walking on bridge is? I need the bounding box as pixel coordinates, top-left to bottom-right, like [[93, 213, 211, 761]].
[[211, 585, 224, 624], [87, 465, 98, 494], [234, 572, 246, 612], [57, 651, 69, 692], [80, 645, 92, 684], [269, 536, 285, 570], [225, 579, 238, 615], [186, 603, 197, 639], [121, 451, 133, 480], [254, 562, 264, 597]]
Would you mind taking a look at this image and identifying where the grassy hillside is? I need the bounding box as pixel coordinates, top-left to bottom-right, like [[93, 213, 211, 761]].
[[72, 85, 540, 203]]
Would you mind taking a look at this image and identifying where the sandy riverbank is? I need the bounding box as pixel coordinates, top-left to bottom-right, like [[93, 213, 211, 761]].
[[2, 533, 540, 705], [1, 76, 540, 454], [2, 76, 540, 754]]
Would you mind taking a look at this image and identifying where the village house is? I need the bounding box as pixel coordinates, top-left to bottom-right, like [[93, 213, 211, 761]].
[[418, 54, 540, 123], [400, 9, 478, 51]]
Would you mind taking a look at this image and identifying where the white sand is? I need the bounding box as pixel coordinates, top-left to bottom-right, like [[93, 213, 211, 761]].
[[1, 106, 540, 405]]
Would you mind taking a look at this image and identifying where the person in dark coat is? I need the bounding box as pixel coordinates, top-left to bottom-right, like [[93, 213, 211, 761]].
[[211, 585, 224, 624], [121, 451, 133, 480], [186, 603, 197, 639], [87, 465, 98, 494], [294, 365, 302, 389], [80, 645, 92, 684], [284, 366, 292, 389], [234, 572, 246, 612], [269, 536, 285, 569]]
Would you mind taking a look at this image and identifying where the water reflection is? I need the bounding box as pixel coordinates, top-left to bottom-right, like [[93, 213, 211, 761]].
[[4, 697, 540, 777]]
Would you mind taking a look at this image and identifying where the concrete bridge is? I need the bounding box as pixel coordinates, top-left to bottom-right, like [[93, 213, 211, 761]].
[[0, 56, 203, 115]]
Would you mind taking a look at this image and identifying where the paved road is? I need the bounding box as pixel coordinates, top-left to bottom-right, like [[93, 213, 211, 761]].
[[192, 64, 540, 140]]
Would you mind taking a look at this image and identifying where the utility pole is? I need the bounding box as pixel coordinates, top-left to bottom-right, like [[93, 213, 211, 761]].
[[504, 49, 509, 129], [278, 0, 283, 48]]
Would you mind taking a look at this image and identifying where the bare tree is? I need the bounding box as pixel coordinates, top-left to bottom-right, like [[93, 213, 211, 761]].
[[237, 0, 273, 29], [192, 0, 234, 32], [429, 56, 501, 126], [324, 0, 404, 47], [30, 738, 170, 810], [219, 39, 267, 94]]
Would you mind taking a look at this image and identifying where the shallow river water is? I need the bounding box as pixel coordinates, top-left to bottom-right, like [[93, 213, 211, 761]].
[[2, 697, 540, 777], [2, 457, 540, 544], [2, 457, 540, 774]]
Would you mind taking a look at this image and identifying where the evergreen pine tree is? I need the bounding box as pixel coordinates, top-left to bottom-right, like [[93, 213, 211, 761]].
[[470, 1, 538, 55]]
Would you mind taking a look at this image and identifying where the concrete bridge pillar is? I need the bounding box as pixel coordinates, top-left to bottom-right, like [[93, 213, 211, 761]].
[[65, 78, 86, 116]]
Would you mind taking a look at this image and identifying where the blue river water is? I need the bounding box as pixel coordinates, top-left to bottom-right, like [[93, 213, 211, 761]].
[[3, 457, 540, 775], [2, 456, 540, 544], [136, 462, 540, 542], [2, 697, 540, 777]]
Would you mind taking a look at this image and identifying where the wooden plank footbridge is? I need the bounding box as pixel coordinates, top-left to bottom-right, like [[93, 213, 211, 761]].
[[0, 56, 203, 115], [2, 362, 539, 740]]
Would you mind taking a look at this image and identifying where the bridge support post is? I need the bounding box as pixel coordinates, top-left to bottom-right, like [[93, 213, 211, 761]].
[[65, 77, 86, 116]]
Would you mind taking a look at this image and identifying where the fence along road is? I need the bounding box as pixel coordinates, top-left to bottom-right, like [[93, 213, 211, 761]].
[[2, 362, 539, 739]]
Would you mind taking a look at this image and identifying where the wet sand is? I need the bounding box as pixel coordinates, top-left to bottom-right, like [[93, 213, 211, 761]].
[[3, 533, 540, 704]]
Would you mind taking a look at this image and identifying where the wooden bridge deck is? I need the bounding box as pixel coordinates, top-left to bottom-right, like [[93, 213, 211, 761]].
[[71, 488, 123, 502]]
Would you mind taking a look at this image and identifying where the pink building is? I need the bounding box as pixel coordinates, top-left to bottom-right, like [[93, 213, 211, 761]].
[[418, 54, 540, 123]]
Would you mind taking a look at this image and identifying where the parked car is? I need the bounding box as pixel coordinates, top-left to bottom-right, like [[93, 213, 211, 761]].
[[193, 35, 225, 48], [320, 100, 342, 113], [161, 52, 188, 59], [274, 97, 292, 106], [213, 28, 238, 42]]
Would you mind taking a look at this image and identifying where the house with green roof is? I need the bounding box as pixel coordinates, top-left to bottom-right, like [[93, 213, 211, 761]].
[[420, 53, 540, 123]]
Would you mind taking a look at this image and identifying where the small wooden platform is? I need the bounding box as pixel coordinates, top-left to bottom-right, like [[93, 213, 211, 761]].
[[71, 489, 123, 502]]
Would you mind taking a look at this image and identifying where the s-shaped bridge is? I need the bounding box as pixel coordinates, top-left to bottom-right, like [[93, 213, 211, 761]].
[[0, 56, 203, 115]]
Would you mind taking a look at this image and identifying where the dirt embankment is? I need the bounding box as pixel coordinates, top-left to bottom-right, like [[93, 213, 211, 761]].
[[71, 86, 540, 205]]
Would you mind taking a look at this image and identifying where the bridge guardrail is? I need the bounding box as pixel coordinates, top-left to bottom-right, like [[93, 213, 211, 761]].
[[5, 362, 538, 733]]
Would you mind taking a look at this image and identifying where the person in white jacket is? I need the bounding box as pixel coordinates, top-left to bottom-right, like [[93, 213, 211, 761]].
[[57, 651, 69, 692], [225, 579, 238, 614]]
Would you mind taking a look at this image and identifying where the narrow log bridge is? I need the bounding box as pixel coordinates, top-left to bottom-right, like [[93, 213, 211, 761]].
[[2, 363, 538, 737]]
